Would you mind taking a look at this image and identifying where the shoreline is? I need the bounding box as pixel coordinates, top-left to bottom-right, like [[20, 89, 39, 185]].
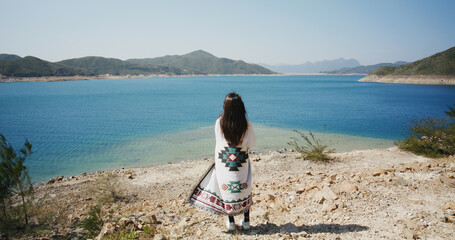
[[27, 146, 455, 239], [282, 73, 366, 76], [0, 73, 368, 83], [37, 134, 392, 185], [359, 74, 455, 85], [27, 125, 396, 184], [0, 73, 284, 83], [5, 73, 455, 85], [38, 145, 400, 186]]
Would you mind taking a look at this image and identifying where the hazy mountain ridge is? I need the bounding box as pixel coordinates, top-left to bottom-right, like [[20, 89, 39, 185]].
[[261, 58, 361, 73], [322, 61, 410, 74]]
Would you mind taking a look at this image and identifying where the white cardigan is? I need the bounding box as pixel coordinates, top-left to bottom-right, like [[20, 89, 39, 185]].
[[188, 118, 256, 216]]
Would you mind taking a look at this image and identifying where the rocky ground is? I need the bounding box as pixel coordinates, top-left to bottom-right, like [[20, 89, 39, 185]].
[[15, 147, 455, 239]]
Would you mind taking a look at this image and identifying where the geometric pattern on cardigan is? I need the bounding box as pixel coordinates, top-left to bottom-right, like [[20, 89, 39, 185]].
[[218, 146, 248, 171]]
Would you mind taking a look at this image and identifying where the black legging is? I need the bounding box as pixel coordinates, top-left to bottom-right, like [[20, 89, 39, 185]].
[[228, 209, 249, 223]]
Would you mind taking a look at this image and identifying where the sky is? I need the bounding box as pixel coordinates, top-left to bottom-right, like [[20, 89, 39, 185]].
[[0, 0, 454, 65]]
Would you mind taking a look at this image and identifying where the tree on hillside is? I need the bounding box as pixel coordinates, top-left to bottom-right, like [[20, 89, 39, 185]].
[[0, 134, 34, 228], [445, 104, 455, 118]]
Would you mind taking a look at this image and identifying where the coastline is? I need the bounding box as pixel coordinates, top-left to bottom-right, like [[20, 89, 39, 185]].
[[27, 146, 455, 239], [27, 125, 396, 183], [0, 73, 285, 83], [283, 73, 366, 76], [0, 73, 370, 83], [359, 74, 455, 85]]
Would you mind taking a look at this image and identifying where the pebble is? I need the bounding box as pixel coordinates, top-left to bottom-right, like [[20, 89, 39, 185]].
[[440, 176, 455, 187], [154, 234, 167, 240], [321, 202, 337, 213], [337, 182, 359, 193]]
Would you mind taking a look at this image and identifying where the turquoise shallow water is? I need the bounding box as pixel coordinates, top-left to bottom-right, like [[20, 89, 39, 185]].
[[0, 75, 454, 182]]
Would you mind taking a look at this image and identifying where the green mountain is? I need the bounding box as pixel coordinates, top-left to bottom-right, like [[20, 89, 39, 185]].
[[0, 54, 22, 61], [370, 46, 455, 76], [127, 50, 275, 75], [0, 56, 91, 77], [58, 57, 183, 76], [321, 61, 409, 74], [0, 50, 275, 78]]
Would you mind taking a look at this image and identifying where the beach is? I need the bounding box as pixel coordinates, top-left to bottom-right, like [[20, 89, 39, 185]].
[[28, 147, 455, 239]]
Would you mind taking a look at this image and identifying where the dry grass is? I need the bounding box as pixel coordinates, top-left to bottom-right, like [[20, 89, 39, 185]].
[[87, 172, 125, 204]]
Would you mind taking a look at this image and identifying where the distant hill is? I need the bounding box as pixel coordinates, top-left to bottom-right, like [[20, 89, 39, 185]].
[[58, 57, 183, 76], [127, 50, 275, 75], [0, 56, 91, 77], [0, 50, 275, 79], [322, 61, 410, 74], [0, 54, 22, 61], [360, 46, 455, 85], [260, 58, 361, 73], [370, 46, 455, 76]]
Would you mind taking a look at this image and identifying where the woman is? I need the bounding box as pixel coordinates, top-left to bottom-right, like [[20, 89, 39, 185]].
[[188, 92, 256, 231]]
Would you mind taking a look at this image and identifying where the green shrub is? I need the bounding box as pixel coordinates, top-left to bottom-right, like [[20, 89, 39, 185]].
[[79, 205, 104, 238], [288, 130, 335, 161], [103, 225, 156, 240], [445, 104, 455, 118], [142, 224, 157, 237], [104, 228, 137, 240], [396, 105, 455, 158], [88, 171, 124, 204]]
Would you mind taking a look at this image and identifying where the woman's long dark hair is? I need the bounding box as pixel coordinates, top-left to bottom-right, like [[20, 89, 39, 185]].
[[220, 92, 248, 146]]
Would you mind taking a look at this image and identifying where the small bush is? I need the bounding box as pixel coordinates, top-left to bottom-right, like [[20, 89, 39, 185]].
[[28, 195, 72, 233], [142, 224, 157, 237], [79, 205, 104, 238], [396, 105, 455, 158], [288, 130, 335, 161], [446, 104, 455, 118], [88, 172, 124, 204], [103, 225, 156, 240], [104, 228, 137, 240]]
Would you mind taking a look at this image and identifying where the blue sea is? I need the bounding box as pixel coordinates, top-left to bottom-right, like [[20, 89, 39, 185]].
[[1, 75, 454, 182]]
